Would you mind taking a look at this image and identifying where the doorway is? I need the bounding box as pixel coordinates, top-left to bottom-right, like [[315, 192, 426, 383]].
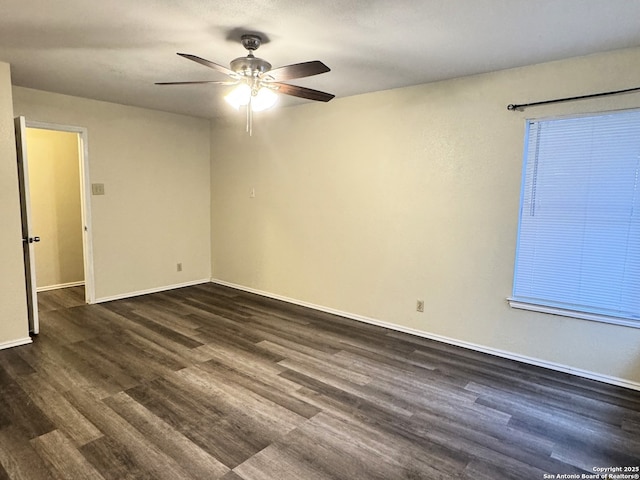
[[16, 118, 95, 334]]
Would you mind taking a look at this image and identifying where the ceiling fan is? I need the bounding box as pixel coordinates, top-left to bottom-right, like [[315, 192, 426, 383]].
[[156, 34, 334, 134]]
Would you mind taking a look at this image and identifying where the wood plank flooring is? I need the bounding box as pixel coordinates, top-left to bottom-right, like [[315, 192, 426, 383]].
[[1, 283, 639, 479]]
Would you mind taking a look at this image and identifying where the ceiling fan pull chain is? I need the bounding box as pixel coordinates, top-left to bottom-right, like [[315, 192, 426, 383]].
[[246, 101, 249, 134], [247, 96, 253, 136], [249, 96, 254, 136]]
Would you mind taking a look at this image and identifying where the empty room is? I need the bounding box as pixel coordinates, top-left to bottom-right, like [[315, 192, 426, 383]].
[[1, 1, 639, 479]]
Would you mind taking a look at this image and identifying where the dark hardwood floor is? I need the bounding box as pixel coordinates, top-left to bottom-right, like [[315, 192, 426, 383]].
[[36, 286, 86, 313], [1, 283, 639, 479]]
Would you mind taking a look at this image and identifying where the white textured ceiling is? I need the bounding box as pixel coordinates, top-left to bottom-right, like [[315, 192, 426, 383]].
[[2, 0, 640, 118]]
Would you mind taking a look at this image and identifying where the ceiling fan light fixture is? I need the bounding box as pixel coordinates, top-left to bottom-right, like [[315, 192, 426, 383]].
[[224, 83, 278, 112], [224, 83, 251, 109], [251, 87, 278, 112]]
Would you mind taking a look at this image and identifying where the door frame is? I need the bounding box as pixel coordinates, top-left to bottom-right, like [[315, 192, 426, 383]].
[[25, 120, 96, 305]]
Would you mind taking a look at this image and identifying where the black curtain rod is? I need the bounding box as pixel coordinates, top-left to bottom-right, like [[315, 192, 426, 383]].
[[507, 85, 640, 111]]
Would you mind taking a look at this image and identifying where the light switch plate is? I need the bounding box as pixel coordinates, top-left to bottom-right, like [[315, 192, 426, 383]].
[[91, 183, 105, 195]]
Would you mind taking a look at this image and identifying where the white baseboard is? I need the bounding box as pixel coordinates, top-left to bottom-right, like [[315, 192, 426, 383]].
[[211, 278, 640, 392], [94, 279, 210, 303], [37, 281, 85, 293], [0, 337, 32, 351]]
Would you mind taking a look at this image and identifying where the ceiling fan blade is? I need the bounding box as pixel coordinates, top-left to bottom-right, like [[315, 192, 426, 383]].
[[177, 53, 236, 77], [155, 80, 237, 86], [272, 82, 335, 102], [266, 61, 330, 81]]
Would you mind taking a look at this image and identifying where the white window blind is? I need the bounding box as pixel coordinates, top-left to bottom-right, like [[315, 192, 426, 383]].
[[511, 110, 640, 326]]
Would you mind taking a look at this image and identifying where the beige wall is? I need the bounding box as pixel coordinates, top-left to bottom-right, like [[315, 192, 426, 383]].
[[26, 128, 84, 289], [13, 88, 211, 300], [5, 47, 640, 384], [0, 62, 30, 347], [210, 47, 640, 385]]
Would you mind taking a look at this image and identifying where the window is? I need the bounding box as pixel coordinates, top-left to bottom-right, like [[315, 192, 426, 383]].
[[510, 109, 640, 328]]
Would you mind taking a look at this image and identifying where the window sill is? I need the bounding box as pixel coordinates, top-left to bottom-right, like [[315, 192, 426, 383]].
[[507, 298, 640, 329]]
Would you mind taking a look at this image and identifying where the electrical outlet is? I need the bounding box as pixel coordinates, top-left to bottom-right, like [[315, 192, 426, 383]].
[[416, 300, 424, 313], [177, 262, 182, 272]]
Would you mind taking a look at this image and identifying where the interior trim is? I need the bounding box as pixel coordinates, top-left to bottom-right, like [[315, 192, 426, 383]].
[[211, 278, 640, 392], [508, 298, 640, 329], [0, 337, 32, 351], [94, 279, 210, 304], [36, 281, 85, 293]]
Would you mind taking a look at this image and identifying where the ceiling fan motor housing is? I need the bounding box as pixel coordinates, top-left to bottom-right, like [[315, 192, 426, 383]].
[[231, 34, 273, 77], [230, 55, 272, 76]]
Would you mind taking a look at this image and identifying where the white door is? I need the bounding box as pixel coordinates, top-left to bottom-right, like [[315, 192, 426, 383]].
[[14, 116, 40, 334]]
